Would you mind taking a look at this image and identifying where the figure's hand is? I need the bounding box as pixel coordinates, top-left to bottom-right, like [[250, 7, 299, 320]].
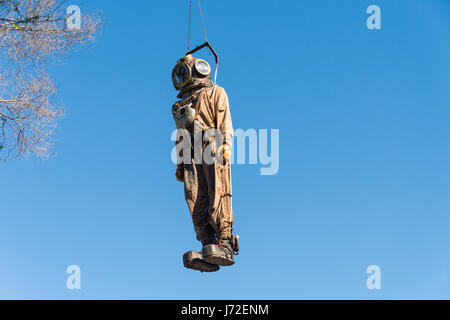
[[175, 165, 184, 182], [218, 144, 231, 164]]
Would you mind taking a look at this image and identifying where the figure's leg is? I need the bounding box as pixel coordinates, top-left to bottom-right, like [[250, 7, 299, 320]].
[[182, 162, 219, 272], [202, 163, 237, 266], [184, 163, 218, 245], [211, 163, 233, 240]]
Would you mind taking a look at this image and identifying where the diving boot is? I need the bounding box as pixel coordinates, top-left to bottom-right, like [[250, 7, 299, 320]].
[[183, 250, 220, 272], [202, 238, 235, 266]]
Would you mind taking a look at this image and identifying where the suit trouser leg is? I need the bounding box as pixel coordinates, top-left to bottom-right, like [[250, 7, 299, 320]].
[[207, 162, 233, 240], [184, 160, 233, 244]]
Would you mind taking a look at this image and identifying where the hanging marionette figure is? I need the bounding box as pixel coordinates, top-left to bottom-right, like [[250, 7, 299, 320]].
[[171, 0, 239, 272]]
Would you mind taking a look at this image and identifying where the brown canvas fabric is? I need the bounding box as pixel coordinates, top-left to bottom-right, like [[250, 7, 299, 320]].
[[183, 161, 233, 242], [176, 85, 234, 243], [193, 85, 233, 148]]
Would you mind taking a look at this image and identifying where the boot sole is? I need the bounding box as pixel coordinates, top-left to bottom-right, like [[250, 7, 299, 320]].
[[202, 244, 235, 266], [183, 251, 220, 272]]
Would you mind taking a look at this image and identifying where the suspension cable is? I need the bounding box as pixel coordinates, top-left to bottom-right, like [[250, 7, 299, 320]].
[[187, 0, 209, 51], [187, 0, 192, 51], [186, 0, 217, 83], [197, 0, 208, 42]]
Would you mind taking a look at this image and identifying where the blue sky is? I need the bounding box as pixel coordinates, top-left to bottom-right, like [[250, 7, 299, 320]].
[[1, 0, 450, 299]]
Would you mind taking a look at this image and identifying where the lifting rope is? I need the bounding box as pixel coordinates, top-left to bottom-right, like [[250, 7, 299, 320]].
[[198, 0, 208, 42], [187, 0, 208, 51], [187, 0, 192, 52], [186, 0, 219, 84]]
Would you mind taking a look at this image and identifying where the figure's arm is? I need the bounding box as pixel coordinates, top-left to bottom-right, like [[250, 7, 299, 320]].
[[214, 87, 233, 163], [172, 103, 185, 182], [175, 163, 184, 182]]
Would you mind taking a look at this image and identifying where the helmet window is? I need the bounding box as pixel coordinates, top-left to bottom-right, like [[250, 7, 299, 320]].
[[174, 64, 190, 85], [195, 60, 211, 76]]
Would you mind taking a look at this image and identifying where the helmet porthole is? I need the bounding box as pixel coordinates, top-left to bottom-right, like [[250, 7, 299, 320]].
[[194, 60, 211, 77]]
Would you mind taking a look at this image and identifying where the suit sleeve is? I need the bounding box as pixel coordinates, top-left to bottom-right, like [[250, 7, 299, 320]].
[[214, 86, 233, 148], [172, 103, 185, 166]]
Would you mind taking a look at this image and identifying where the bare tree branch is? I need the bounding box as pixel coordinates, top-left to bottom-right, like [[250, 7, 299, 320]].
[[0, 0, 102, 161]]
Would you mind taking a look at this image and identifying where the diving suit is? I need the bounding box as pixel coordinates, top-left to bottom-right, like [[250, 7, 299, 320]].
[[171, 54, 239, 272]]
